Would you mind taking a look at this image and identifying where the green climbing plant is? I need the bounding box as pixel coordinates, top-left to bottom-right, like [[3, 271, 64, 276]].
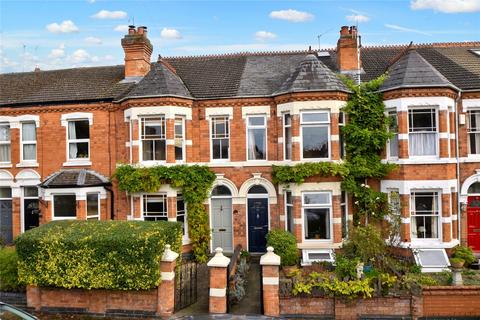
[[114, 164, 216, 263]]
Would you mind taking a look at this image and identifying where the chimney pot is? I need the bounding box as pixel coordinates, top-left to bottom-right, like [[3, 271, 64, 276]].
[[128, 25, 136, 35], [137, 26, 145, 35], [340, 26, 349, 36]]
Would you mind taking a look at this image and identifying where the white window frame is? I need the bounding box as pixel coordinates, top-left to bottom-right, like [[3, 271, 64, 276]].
[[86, 192, 100, 220], [387, 110, 399, 160], [410, 190, 441, 241], [302, 191, 332, 242], [210, 116, 230, 161], [467, 109, 480, 155], [0, 123, 11, 164], [177, 194, 189, 242], [339, 111, 346, 160], [142, 193, 168, 221], [66, 119, 90, 161], [283, 113, 292, 161], [408, 107, 439, 158], [341, 191, 348, 239], [300, 110, 330, 161], [20, 121, 37, 163], [52, 194, 77, 221], [174, 116, 186, 162], [139, 116, 167, 163], [246, 115, 267, 161], [301, 249, 335, 266], [284, 190, 294, 234]]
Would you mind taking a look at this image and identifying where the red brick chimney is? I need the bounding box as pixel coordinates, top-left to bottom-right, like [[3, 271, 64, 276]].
[[121, 25, 153, 80], [336, 25, 361, 72]]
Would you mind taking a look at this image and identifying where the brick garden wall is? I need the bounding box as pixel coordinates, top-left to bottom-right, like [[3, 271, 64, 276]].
[[422, 286, 480, 318]]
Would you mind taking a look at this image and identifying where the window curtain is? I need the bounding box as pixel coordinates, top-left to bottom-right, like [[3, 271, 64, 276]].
[[22, 124, 36, 160], [0, 126, 10, 162], [409, 132, 436, 156], [68, 122, 77, 159], [248, 129, 256, 160], [389, 134, 399, 157]]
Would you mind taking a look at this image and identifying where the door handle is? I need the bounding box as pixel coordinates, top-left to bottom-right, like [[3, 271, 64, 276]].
[[253, 227, 263, 230], [219, 228, 226, 232]]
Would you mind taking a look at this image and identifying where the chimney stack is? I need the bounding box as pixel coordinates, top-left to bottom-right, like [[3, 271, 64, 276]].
[[336, 25, 361, 73], [121, 25, 153, 81]]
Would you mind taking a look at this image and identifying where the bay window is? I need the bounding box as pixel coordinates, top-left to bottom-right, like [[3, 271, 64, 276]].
[[211, 116, 229, 160], [468, 110, 480, 154], [247, 115, 266, 160], [303, 192, 331, 240], [86, 193, 100, 220], [283, 113, 292, 160], [285, 191, 294, 233], [174, 117, 185, 161], [388, 111, 398, 158], [141, 116, 166, 161], [143, 194, 167, 221], [408, 108, 437, 156], [53, 194, 76, 219], [21, 122, 37, 162], [301, 111, 329, 159], [67, 120, 90, 160], [0, 123, 11, 163], [411, 191, 440, 239]]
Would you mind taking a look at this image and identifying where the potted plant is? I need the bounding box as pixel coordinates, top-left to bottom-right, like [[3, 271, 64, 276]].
[[450, 257, 465, 269]]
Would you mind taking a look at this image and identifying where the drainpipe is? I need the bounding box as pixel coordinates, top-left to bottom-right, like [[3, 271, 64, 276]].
[[455, 91, 462, 244], [105, 185, 115, 220]]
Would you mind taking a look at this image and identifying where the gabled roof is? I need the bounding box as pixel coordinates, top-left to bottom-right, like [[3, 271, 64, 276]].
[[125, 62, 192, 99], [0, 65, 134, 107], [40, 169, 110, 188], [380, 49, 457, 92], [275, 54, 349, 95]]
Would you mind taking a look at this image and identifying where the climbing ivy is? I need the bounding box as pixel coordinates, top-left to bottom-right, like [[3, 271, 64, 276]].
[[272, 75, 397, 225], [114, 164, 216, 263]]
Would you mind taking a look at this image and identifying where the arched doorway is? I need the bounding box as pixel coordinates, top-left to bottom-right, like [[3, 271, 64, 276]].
[[467, 182, 480, 251], [210, 185, 233, 252], [247, 185, 269, 252]]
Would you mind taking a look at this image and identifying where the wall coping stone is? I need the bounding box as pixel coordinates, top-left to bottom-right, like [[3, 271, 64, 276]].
[[207, 247, 230, 267], [161, 244, 179, 262], [260, 246, 281, 266]]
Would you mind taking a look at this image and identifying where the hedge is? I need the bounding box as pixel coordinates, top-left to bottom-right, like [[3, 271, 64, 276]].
[[15, 220, 182, 290], [0, 246, 24, 292], [266, 229, 298, 266]]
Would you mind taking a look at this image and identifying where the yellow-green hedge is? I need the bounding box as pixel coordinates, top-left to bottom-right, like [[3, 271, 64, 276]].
[[15, 220, 182, 290]]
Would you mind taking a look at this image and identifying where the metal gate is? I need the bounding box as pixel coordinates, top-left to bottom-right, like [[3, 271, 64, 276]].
[[174, 259, 198, 312], [0, 200, 13, 245]]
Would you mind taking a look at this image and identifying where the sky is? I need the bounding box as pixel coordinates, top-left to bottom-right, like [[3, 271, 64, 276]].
[[0, 0, 479, 73]]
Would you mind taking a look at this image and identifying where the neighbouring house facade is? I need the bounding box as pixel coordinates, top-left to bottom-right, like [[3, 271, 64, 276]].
[[1, 25, 479, 261]]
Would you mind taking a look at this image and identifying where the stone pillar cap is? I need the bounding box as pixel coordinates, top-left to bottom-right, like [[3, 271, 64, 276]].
[[162, 244, 179, 262], [260, 246, 281, 266], [207, 247, 230, 267]]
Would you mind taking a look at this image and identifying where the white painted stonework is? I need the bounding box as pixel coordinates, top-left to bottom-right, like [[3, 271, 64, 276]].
[[124, 106, 193, 120], [277, 100, 346, 114]]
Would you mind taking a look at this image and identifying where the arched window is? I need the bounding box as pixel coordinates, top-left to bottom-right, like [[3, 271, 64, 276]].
[[248, 185, 268, 194], [211, 185, 231, 197], [468, 182, 480, 194]]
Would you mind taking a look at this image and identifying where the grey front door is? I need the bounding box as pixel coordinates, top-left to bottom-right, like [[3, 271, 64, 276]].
[[211, 198, 233, 252], [0, 200, 13, 245]]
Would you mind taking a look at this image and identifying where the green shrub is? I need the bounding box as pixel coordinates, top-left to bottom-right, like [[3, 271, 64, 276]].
[[0, 246, 24, 292], [335, 256, 359, 280], [266, 229, 298, 266], [452, 245, 476, 267], [15, 220, 182, 290]]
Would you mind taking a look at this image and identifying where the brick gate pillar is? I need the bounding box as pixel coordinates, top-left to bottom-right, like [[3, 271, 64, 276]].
[[260, 246, 281, 317], [207, 247, 230, 314], [157, 244, 179, 317]]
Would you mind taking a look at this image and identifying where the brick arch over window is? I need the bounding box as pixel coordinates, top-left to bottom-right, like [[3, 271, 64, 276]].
[[461, 173, 480, 203], [0, 170, 14, 187], [15, 169, 41, 186], [238, 173, 277, 204], [210, 175, 238, 198]]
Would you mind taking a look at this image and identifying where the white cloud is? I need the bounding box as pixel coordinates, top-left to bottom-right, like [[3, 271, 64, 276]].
[[346, 14, 370, 22], [69, 49, 90, 63], [269, 9, 314, 22], [161, 28, 182, 40], [385, 24, 432, 36], [46, 20, 79, 33], [85, 36, 102, 44], [91, 10, 127, 19], [255, 31, 277, 41], [411, 0, 480, 13], [114, 24, 129, 32], [49, 44, 66, 58]]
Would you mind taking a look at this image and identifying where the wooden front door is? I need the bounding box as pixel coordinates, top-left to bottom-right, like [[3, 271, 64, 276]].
[[248, 198, 268, 252], [467, 196, 480, 251]]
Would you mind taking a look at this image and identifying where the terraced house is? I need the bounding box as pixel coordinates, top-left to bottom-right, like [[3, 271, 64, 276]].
[[0, 25, 479, 264]]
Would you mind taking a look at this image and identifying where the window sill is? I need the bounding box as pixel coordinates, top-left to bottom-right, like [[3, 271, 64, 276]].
[[0, 163, 13, 168], [140, 161, 167, 167], [17, 162, 39, 168], [63, 160, 92, 167]]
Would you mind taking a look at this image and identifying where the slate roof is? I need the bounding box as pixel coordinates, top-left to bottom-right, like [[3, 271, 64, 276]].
[[0, 65, 134, 107], [275, 54, 349, 95], [0, 42, 479, 107], [40, 169, 110, 188], [379, 50, 457, 92]]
